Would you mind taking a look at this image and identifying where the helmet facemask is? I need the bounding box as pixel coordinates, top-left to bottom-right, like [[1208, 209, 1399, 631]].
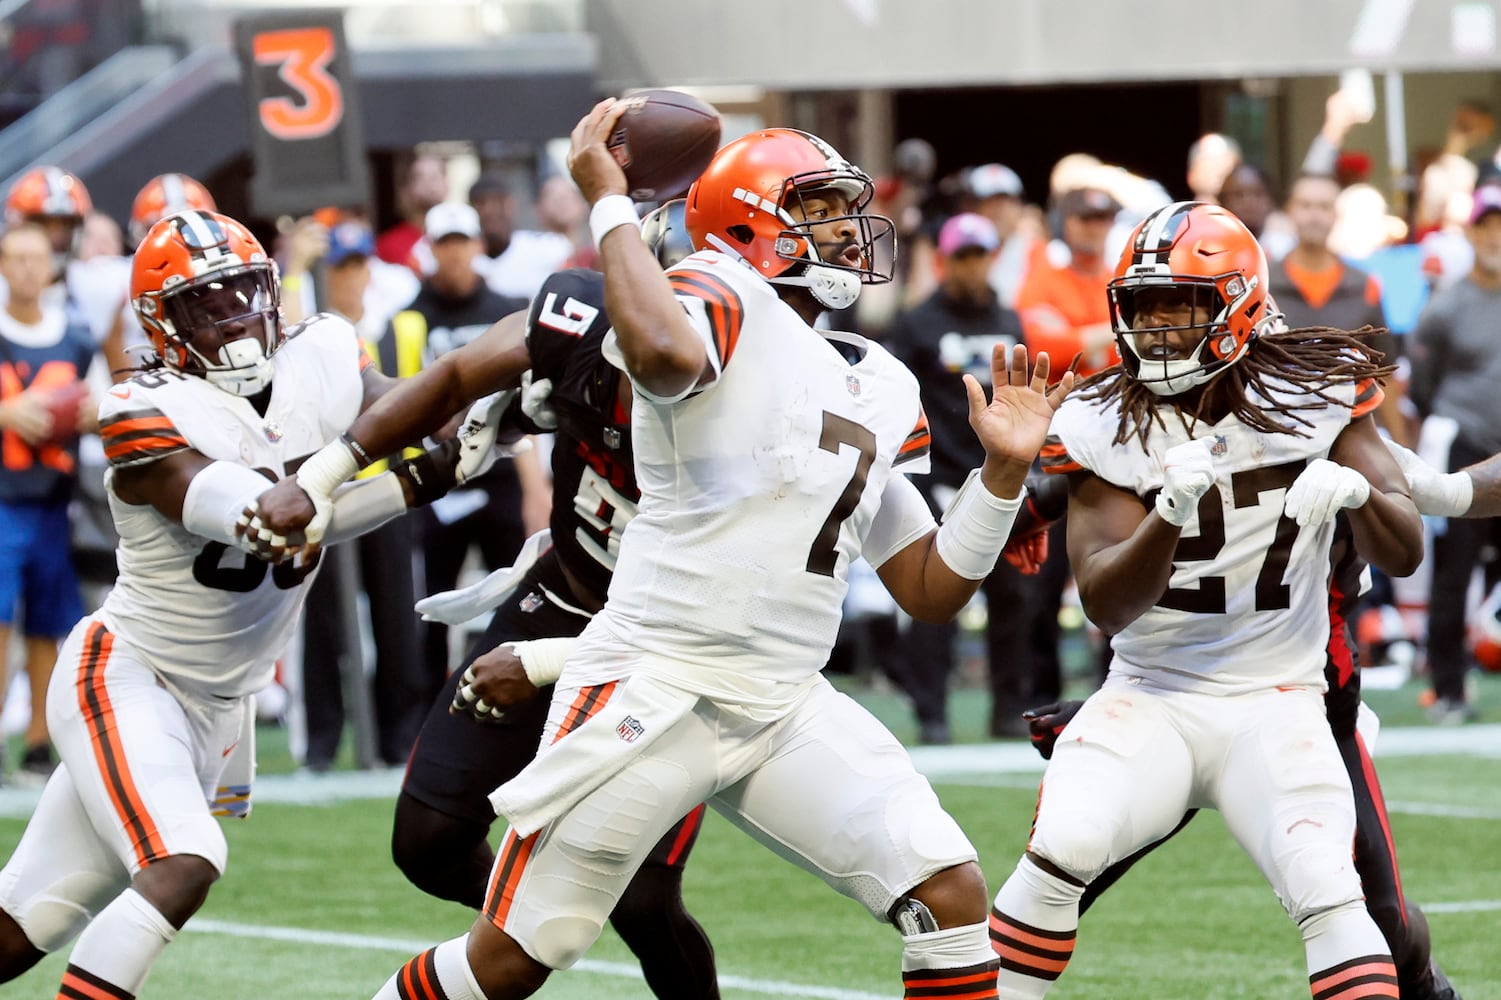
[[1110, 273, 1260, 397], [156, 265, 281, 396], [764, 171, 895, 311]]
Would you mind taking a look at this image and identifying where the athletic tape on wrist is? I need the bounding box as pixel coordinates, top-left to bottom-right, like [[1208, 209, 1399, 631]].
[[589, 194, 641, 251], [934, 469, 1025, 580], [510, 636, 576, 687], [297, 439, 361, 502]]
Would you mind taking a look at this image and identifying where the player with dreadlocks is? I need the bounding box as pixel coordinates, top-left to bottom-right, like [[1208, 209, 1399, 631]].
[[987, 201, 1424, 999]]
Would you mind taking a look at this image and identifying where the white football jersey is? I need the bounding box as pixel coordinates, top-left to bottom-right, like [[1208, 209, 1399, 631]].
[[1044, 375, 1382, 694], [586, 250, 930, 701], [95, 315, 366, 699]]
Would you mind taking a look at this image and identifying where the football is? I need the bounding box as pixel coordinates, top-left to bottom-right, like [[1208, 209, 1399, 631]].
[[607, 89, 723, 202], [41, 380, 90, 446]]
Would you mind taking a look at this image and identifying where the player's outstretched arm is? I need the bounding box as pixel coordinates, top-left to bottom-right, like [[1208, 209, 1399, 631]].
[[877, 346, 1072, 621], [568, 99, 709, 399], [253, 310, 530, 540]]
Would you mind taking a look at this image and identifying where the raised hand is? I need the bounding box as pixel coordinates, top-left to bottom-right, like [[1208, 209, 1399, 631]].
[[965, 343, 1074, 473], [566, 98, 630, 205]]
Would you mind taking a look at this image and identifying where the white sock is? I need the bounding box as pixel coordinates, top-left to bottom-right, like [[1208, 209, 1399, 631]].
[[1302, 901, 1399, 998], [372, 935, 486, 1000], [901, 921, 998, 997], [990, 857, 1083, 1000], [61, 889, 176, 998]]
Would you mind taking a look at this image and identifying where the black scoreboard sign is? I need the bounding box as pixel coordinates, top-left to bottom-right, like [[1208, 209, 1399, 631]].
[[234, 11, 370, 217]]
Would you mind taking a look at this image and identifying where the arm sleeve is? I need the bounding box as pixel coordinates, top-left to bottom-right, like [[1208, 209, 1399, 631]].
[[862, 474, 938, 569], [321, 474, 409, 546]]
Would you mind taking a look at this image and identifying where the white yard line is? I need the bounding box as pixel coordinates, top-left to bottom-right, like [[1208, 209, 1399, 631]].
[[188, 919, 895, 1000]]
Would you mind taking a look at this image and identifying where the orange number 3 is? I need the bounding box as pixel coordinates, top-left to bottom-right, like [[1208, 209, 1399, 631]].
[[253, 27, 344, 141]]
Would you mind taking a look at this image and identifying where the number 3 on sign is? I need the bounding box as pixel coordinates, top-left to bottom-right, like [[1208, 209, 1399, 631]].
[[253, 27, 344, 140]]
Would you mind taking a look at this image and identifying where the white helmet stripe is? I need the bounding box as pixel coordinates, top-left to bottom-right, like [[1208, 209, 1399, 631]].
[[161, 174, 187, 211]]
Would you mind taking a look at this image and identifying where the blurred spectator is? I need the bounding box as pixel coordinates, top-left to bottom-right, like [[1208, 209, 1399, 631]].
[[1332, 183, 1430, 349], [1218, 162, 1293, 257], [962, 163, 1044, 309], [885, 213, 1029, 742], [1272, 173, 1407, 446], [535, 175, 591, 262], [1407, 185, 1501, 724], [1016, 185, 1121, 377], [467, 172, 576, 300], [0, 224, 95, 784], [389, 203, 547, 703], [1186, 132, 1242, 202], [76, 212, 122, 262], [1444, 99, 1498, 173], [1417, 156, 1481, 289], [889, 137, 944, 309], [377, 153, 448, 270]]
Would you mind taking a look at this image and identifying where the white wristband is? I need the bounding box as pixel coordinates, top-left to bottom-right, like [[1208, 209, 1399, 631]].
[[934, 469, 1026, 580], [296, 439, 360, 503], [590, 194, 641, 251], [1427, 471, 1474, 518], [508, 637, 576, 687]]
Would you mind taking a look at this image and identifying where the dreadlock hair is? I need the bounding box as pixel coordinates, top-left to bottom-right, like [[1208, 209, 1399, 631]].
[[1079, 325, 1396, 449]]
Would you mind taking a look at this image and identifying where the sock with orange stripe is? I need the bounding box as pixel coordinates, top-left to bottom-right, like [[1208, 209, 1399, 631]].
[[989, 857, 1082, 999], [372, 935, 485, 1000], [901, 922, 999, 999], [56, 889, 175, 999], [1303, 901, 1399, 999]]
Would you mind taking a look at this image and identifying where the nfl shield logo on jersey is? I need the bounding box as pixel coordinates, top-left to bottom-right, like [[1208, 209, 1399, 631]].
[[262, 419, 283, 443], [616, 715, 645, 743], [1210, 435, 1228, 456], [519, 591, 544, 614], [846, 375, 861, 397], [603, 427, 621, 449]]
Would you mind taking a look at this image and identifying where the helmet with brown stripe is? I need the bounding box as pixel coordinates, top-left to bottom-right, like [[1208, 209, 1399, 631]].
[[683, 128, 894, 310], [129, 173, 218, 248], [131, 210, 283, 397], [4, 166, 92, 278], [1108, 201, 1279, 396]]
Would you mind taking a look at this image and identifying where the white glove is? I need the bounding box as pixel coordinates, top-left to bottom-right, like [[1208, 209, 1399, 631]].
[[1155, 439, 1216, 527], [455, 389, 519, 484], [1382, 437, 1472, 517], [414, 529, 551, 624], [520, 370, 558, 430], [1284, 459, 1371, 527]]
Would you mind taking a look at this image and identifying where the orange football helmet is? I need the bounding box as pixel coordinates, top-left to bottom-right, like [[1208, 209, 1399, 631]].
[[1108, 201, 1280, 396], [131, 210, 282, 397], [129, 174, 218, 247], [5, 166, 92, 276], [684, 128, 894, 309]]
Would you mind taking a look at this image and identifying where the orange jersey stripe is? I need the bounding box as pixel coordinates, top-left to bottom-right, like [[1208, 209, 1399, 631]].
[[899, 431, 932, 455], [670, 272, 744, 366], [99, 414, 175, 438], [75, 623, 169, 868], [103, 434, 190, 461], [1351, 377, 1384, 420]]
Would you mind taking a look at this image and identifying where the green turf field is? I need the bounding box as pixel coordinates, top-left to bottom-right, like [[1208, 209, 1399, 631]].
[[3, 679, 1499, 998]]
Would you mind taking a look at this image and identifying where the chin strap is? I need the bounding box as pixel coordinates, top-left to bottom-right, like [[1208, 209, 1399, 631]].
[[770, 264, 862, 310]]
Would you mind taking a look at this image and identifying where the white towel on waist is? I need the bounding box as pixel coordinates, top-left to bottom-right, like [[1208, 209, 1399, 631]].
[[490, 672, 700, 837]]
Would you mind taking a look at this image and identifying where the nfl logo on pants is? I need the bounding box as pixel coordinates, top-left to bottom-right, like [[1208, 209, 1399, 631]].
[[616, 715, 645, 743]]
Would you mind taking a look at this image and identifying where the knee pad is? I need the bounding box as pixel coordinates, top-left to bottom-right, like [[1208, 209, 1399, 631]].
[[2, 869, 126, 952], [528, 914, 604, 970], [1029, 812, 1120, 885], [1277, 841, 1364, 922]]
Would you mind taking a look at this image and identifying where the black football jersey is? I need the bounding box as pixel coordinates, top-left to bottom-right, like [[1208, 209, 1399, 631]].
[[516, 269, 638, 603]]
